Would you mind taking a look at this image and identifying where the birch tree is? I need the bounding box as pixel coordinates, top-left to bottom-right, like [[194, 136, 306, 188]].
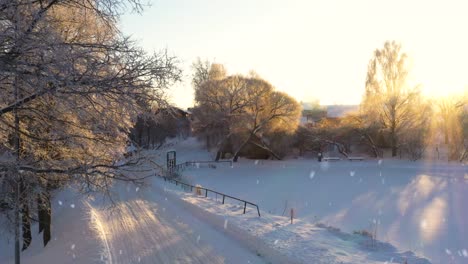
[[362, 41, 422, 157]]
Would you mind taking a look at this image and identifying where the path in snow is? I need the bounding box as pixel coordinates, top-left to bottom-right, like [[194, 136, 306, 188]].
[[90, 183, 266, 264]]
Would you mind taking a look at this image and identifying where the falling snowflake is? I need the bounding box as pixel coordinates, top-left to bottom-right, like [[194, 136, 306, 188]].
[[165, 197, 168, 201], [120, 250, 123, 255], [256, 179, 260, 184], [138, 257, 141, 262], [71, 244, 75, 250], [445, 249, 452, 255], [136, 187, 140, 192], [254, 160, 259, 165], [378, 159, 382, 165], [196, 163, 200, 168], [162, 208, 165, 212], [421, 219, 428, 229], [462, 249, 468, 257], [58, 200, 63, 206], [70, 204, 75, 208], [379, 171, 382, 177], [224, 219, 228, 229], [197, 235, 201, 243], [350, 171, 355, 177], [381, 178, 385, 185], [309, 171, 315, 179], [274, 239, 279, 245], [72, 254, 76, 259]]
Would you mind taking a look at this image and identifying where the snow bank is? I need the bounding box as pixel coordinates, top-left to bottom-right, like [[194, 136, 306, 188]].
[[157, 177, 431, 264]]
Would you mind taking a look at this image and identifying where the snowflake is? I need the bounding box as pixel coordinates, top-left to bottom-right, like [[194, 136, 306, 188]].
[[197, 235, 201, 243], [256, 179, 260, 184], [58, 200, 63, 206], [381, 178, 385, 185], [254, 160, 259, 165], [462, 249, 468, 257], [421, 219, 428, 229], [309, 170, 315, 179], [196, 163, 200, 169], [224, 219, 228, 229], [71, 244, 75, 250], [350, 171, 355, 177], [378, 159, 383, 165], [70, 204, 75, 208], [136, 187, 139, 192], [274, 239, 279, 245], [445, 249, 452, 255]]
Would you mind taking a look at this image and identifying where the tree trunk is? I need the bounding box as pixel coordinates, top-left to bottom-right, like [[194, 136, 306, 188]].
[[43, 190, 51, 247], [15, 180, 20, 264], [21, 180, 31, 251], [233, 134, 253, 162], [251, 140, 282, 160], [38, 195, 44, 234]]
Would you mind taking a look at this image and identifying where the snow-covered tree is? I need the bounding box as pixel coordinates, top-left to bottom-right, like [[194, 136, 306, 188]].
[[0, 1, 181, 262], [362, 41, 422, 157], [192, 64, 301, 161]]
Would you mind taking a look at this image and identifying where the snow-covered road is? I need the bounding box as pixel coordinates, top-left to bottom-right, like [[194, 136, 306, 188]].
[[89, 183, 266, 264]]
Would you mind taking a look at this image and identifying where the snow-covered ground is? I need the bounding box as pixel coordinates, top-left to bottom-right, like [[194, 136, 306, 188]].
[[155, 137, 467, 264], [0, 182, 266, 263], [1, 137, 465, 263]]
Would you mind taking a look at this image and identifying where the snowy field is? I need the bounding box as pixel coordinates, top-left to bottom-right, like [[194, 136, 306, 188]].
[[159, 138, 468, 264], [0, 137, 465, 264]]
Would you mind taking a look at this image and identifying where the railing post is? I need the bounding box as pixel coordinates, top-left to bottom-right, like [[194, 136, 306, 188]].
[[222, 195, 225, 204], [243, 201, 247, 214], [257, 206, 261, 217], [205, 189, 208, 197]]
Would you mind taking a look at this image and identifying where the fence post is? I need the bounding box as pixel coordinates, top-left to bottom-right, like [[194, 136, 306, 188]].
[[205, 189, 208, 197], [222, 195, 225, 204], [257, 206, 261, 217], [243, 201, 247, 214]]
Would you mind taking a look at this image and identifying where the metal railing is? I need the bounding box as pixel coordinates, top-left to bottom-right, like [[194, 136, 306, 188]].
[[161, 176, 261, 217], [174, 160, 233, 172]]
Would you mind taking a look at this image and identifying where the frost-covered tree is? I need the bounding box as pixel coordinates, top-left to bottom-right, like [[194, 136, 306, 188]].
[[192, 63, 301, 161], [0, 1, 181, 262], [435, 94, 468, 161], [362, 41, 422, 157]]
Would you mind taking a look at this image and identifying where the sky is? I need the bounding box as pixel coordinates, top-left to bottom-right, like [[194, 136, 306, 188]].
[[120, 0, 468, 109]]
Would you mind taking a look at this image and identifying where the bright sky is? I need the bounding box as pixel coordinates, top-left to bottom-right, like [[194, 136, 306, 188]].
[[120, 0, 468, 109]]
